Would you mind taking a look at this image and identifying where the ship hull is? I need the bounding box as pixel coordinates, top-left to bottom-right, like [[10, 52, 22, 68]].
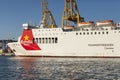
[[7, 28, 120, 57]]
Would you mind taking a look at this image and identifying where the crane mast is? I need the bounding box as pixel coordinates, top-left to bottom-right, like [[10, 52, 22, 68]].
[[41, 0, 57, 28], [62, 0, 84, 28]]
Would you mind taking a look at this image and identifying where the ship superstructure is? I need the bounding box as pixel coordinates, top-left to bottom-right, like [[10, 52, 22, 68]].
[[8, 0, 120, 57]]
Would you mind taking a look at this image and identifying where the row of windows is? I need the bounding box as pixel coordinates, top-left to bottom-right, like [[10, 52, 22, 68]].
[[35, 31, 120, 36], [33, 37, 58, 44], [76, 31, 109, 35]]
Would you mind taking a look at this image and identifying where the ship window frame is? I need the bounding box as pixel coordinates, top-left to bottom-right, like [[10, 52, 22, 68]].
[[52, 38, 54, 43], [87, 32, 89, 35], [102, 32, 105, 34], [80, 32, 82, 35], [55, 37, 58, 43], [106, 32, 109, 34], [36, 38, 38, 43], [83, 32, 85, 35], [33, 38, 35, 43], [91, 32, 93, 35], [98, 32, 101, 34], [45, 38, 48, 43], [42, 38, 44, 44], [49, 38, 51, 43], [76, 33, 78, 35], [94, 32, 97, 35], [39, 38, 41, 43]]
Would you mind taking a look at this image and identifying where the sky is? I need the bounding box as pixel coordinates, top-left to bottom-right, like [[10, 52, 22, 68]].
[[0, 0, 120, 40]]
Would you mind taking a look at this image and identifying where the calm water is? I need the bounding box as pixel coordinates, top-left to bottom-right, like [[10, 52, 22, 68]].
[[0, 56, 120, 80]]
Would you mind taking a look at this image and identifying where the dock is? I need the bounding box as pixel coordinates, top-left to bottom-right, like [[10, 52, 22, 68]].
[[0, 53, 14, 56]]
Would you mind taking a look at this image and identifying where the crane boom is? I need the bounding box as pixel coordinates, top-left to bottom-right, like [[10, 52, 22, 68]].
[[62, 0, 84, 27], [41, 0, 57, 28]]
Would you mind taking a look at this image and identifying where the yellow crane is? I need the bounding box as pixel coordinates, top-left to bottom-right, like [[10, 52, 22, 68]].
[[62, 0, 84, 28], [41, 0, 57, 28]]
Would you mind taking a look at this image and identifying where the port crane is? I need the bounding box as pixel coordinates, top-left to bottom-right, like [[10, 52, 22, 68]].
[[62, 0, 84, 28], [41, 0, 57, 28]]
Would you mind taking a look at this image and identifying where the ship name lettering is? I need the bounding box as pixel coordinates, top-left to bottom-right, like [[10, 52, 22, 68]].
[[88, 44, 114, 47], [20, 40, 33, 45]]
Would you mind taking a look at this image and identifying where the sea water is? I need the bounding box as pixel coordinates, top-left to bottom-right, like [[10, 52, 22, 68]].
[[0, 56, 120, 80]]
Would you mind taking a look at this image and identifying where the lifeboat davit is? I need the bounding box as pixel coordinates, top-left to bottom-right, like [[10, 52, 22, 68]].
[[78, 21, 94, 27], [96, 20, 113, 26]]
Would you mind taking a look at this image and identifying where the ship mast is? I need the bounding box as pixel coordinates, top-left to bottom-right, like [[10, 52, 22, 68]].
[[62, 0, 84, 28], [41, 0, 57, 28]]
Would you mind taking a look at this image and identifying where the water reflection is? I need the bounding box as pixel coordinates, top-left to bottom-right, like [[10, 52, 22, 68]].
[[17, 58, 120, 80], [1, 57, 120, 80], [18, 57, 38, 80]]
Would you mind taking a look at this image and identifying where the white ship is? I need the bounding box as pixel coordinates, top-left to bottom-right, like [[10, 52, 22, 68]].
[[8, 0, 120, 57]]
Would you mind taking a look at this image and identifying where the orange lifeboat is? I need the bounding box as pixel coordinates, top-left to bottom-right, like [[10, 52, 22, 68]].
[[63, 25, 74, 30], [78, 21, 94, 27], [96, 20, 113, 26]]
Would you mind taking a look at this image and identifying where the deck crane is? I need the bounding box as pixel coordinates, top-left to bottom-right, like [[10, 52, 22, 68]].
[[62, 0, 84, 28], [41, 0, 57, 28]]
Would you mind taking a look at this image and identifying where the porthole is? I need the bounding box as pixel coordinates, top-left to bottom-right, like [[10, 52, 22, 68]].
[[87, 32, 89, 35], [98, 32, 100, 34], [102, 32, 104, 34], [91, 32, 93, 35], [76, 33, 78, 35], [83, 32, 85, 35], [106, 32, 108, 34], [95, 32, 97, 35]]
